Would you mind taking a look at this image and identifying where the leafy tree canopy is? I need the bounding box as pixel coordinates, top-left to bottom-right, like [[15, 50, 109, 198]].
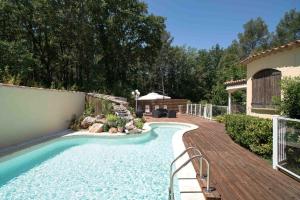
[[0, 2, 298, 104]]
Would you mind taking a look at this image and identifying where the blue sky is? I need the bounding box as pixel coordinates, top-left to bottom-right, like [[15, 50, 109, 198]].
[[143, 0, 300, 49]]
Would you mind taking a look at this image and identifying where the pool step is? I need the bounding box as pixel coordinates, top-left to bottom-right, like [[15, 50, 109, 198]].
[[171, 133, 220, 200], [178, 178, 205, 200], [169, 146, 205, 200], [180, 193, 205, 200], [178, 178, 201, 192]]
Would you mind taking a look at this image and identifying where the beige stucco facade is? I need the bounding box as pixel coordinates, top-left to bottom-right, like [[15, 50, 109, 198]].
[[246, 47, 300, 118], [0, 85, 85, 149]]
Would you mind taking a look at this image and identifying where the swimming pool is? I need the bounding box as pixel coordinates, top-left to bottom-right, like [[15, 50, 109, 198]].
[[0, 123, 191, 200]]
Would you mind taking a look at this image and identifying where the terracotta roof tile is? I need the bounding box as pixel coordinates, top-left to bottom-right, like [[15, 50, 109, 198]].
[[240, 40, 300, 65], [224, 79, 246, 86]]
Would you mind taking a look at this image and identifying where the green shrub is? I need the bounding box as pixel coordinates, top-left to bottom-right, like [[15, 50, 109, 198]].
[[116, 117, 127, 128], [84, 102, 95, 117], [141, 117, 146, 123], [284, 121, 300, 174], [106, 114, 118, 122], [134, 118, 144, 129], [224, 114, 272, 158], [127, 106, 135, 114], [275, 77, 300, 173], [69, 114, 84, 131], [215, 115, 226, 123], [279, 77, 300, 119], [101, 100, 113, 115], [103, 123, 110, 132], [106, 114, 118, 127]]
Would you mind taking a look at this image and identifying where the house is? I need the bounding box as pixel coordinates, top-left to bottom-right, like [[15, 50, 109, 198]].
[[225, 40, 300, 118]]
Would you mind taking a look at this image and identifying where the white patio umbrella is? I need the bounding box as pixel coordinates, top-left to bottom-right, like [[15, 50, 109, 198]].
[[138, 92, 171, 100]]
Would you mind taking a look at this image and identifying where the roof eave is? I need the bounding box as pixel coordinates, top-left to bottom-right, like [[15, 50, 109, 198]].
[[239, 40, 300, 65]]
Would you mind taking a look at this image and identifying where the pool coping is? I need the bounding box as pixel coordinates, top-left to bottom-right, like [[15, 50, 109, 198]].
[[169, 122, 205, 200]]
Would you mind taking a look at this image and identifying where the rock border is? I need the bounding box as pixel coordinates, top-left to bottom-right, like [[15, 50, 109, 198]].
[[65, 122, 152, 138]]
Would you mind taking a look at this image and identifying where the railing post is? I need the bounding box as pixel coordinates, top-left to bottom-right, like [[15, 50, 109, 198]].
[[193, 104, 195, 115], [209, 104, 212, 120], [206, 161, 210, 192], [199, 157, 203, 178], [273, 116, 279, 169], [199, 104, 202, 117], [186, 104, 189, 114]]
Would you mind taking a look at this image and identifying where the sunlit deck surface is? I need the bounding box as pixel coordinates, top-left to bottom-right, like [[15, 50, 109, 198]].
[[147, 114, 300, 200]]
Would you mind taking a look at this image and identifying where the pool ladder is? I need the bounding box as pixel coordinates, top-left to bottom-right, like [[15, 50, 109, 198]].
[[169, 147, 213, 200]]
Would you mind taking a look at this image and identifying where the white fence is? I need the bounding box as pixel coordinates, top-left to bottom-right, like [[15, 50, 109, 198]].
[[273, 116, 300, 179], [212, 105, 229, 118], [186, 104, 228, 120]]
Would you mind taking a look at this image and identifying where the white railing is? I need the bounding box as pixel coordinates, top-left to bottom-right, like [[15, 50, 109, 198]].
[[186, 103, 213, 120], [212, 105, 228, 118], [273, 116, 300, 179]]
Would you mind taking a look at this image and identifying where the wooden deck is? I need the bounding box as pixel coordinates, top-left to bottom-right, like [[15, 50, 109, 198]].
[[147, 114, 300, 200]]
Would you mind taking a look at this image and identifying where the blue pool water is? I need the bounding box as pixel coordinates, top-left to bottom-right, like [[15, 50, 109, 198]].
[[0, 123, 189, 200]]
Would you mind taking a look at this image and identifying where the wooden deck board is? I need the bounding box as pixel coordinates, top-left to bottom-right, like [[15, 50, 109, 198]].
[[147, 114, 300, 200]]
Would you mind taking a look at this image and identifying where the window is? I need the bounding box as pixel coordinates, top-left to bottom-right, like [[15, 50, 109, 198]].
[[252, 69, 281, 109]]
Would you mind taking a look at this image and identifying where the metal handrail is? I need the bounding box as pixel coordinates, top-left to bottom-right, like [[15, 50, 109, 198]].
[[169, 155, 203, 200], [169, 147, 214, 200], [169, 147, 202, 177], [199, 156, 213, 192]]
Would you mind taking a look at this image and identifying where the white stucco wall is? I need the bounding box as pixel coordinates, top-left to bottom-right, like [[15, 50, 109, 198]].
[[0, 84, 85, 148], [246, 47, 300, 118]]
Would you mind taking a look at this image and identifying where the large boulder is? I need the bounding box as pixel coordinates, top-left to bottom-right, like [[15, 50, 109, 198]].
[[88, 123, 104, 133], [125, 120, 135, 130], [109, 127, 118, 134], [81, 116, 96, 129], [97, 118, 107, 124], [95, 114, 105, 123], [128, 128, 142, 134]]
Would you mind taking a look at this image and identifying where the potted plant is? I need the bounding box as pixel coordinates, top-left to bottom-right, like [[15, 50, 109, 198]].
[[116, 117, 126, 133]]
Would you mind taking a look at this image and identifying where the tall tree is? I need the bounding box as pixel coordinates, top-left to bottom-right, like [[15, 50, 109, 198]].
[[211, 41, 245, 105], [0, 0, 165, 96], [273, 9, 300, 46], [238, 17, 270, 58]]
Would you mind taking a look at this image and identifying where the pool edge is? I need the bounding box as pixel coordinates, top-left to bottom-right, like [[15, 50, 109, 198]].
[[170, 122, 206, 200]]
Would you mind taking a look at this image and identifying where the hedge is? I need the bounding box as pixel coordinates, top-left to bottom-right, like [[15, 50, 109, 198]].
[[279, 77, 300, 119], [224, 114, 273, 158]]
